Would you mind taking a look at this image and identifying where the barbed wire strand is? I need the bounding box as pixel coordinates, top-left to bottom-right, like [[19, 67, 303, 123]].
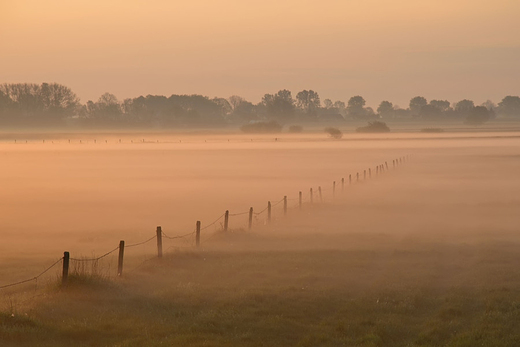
[[162, 230, 195, 240], [254, 206, 268, 216], [128, 256, 157, 273], [201, 213, 226, 231], [70, 247, 119, 262], [229, 211, 249, 217], [201, 230, 221, 245], [271, 198, 285, 207], [0, 258, 63, 290], [126, 235, 157, 248], [0, 156, 408, 292]]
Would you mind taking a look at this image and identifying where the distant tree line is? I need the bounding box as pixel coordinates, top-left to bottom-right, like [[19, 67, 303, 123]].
[[1, 82, 519, 127]]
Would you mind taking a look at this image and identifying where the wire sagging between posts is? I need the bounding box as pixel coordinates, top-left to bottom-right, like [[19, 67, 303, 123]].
[[0, 258, 63, 290]]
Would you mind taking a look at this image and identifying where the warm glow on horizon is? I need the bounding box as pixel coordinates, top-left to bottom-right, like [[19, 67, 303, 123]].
[[1, 0, 519, 106]]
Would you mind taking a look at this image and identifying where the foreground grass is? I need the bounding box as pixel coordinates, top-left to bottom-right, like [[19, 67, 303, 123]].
[[2, 235, 520, 347]]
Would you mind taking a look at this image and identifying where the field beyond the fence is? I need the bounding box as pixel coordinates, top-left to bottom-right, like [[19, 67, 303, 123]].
[[1, 132, 520, 346]]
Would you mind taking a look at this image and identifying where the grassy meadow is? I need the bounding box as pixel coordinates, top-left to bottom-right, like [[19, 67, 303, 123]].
[[1, 129, 520, 346]]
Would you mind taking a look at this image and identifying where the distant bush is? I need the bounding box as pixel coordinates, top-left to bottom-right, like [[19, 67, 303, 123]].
[[356, 121, 390, 133], [465, 106, 491, 125], [240, 121, 282, 134], [421, 128, 444, 133], [288, 125, 303, 133], [325, 127, 343, 139]]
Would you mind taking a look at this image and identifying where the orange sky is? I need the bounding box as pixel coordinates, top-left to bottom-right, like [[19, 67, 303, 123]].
[[1, 0, 519, 107]]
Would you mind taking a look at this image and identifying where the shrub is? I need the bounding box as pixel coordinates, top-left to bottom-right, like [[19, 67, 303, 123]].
[[465, 106, 491, 125], [288, 125, 303, 133], [240, 121, 282, 134], [325, 127, 343, 139], [356, 121, 390, 133]]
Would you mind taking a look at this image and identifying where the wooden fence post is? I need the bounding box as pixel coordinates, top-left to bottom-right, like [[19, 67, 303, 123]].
[[369, 168, 371, 178], [283, 196, 287, 216], [364, 170, 366, 180], [299, 191, 302, 209], [376, 166, 379, 175], [385, 161, 388, 170], [341, 178, 344, 192], [62, 251, 69, 285], [310, 188, 313, 204], [196, 221, 201, 247], [349, 174, 352, 184], [156, 226, 163, 258], [117, 240, 125, 276], [224, 210, 229, 231], [333, 181, 336, 198], [318, 186, 323, 203], [267, 201, 272, 223], [357, 172, 359, 182], [248, 207, 253, 230]]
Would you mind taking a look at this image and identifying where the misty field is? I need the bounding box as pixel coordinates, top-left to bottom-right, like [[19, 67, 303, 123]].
[[1, 131, 520, 346]]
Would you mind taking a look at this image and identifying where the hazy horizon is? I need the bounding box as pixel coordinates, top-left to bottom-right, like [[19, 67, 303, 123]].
[[1, 0, 519, 108]]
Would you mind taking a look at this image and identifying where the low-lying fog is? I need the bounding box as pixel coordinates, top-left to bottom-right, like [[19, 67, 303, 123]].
[[1, 131, 519, 281]]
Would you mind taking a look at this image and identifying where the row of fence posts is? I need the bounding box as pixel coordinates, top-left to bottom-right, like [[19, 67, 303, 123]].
[[60, 155, 410, 284]]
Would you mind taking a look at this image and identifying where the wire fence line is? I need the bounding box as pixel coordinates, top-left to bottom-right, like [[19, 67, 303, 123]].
[[0, 258, 63, 290], [126, 235, 157, 248], [0, 155, 410, 294], [271, 198, 285, 207], [162, 230, 195, 240], [200, 213, 226, 231], [70, 247, 120, 262], [229, 211, 249, 217]]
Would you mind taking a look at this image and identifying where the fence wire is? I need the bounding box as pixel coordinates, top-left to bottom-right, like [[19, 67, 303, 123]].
[[70, 247, 119, 262], [201, 213, 226, 231], [2, 156, 410, 294], [162, 230, 195, 240], [126, 235, 157, 248], [0, 258, 63, 290], [229, 211, 249, 217]]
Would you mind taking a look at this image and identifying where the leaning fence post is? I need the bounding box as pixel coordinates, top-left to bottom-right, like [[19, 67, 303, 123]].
[[349, 174, 352, 184], [369, 168, 371, 178], [156, 226, 163, 258], [364, 170, 366, 180], [224, 210, 229, 231], [376, 166, 379, 175], [267, 201, 272, 223], [117, 240, 125, 276], [385, 161, 388, 170], [333, 181, 336, 198], [283, 196, 287, 216], [310, 188, 313, 204], [299, 191, 302, 209], [341, 178, 344, 192], [357, 172, 359, 182], [318, 186, 323, 203], [248, 207, 253, 230], [62, 251, 69, 285], [196, 221, 201, 247]]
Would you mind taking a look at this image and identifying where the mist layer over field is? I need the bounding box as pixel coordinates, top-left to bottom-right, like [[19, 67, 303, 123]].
[[1, 131, 520, 346], [0, 131, 517, 257]]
